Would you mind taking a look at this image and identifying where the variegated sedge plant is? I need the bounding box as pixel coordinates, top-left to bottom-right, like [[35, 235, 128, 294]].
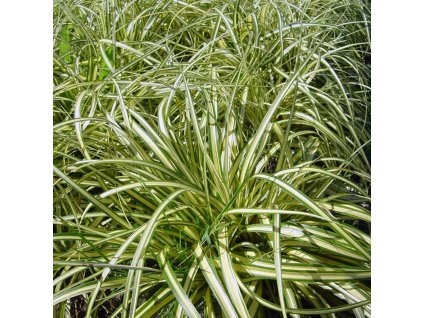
[[53, 0, 371, 317]]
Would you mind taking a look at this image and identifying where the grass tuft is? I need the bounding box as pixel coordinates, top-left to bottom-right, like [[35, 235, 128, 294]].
[[54, 0, 371, 317]]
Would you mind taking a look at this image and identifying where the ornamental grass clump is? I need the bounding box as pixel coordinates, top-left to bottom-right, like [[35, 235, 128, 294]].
[[53, 0, 371, 317]]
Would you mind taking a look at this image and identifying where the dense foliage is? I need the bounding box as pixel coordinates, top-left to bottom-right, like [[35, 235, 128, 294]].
[[53, 0, 371, 317]]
